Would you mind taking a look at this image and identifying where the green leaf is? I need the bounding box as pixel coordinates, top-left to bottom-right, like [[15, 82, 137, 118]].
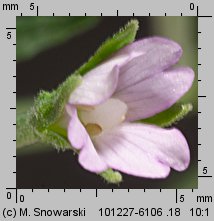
[[76, 19, 139, 76], [100, 169, 123, 184], [17, 17, 100, 61], [141, 103, 193, 127]]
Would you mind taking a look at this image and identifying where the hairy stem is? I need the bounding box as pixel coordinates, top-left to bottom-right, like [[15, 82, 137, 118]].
[[16, 112, 38, 148]]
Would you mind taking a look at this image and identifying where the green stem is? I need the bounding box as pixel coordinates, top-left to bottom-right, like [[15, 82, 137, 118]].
[[16, 112, 38, 148]]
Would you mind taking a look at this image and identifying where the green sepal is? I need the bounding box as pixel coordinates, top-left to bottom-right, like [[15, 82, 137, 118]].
[[100, 169, 123, 184], [27, 74, 82, 149], [34, 129, 71, 151], [141, 103, 193, 127], [76, 19, 139, 76], [31, 74, 82, 130]]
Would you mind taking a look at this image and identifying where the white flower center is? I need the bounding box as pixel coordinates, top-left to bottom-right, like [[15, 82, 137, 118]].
[[79, 98, 128, 136]]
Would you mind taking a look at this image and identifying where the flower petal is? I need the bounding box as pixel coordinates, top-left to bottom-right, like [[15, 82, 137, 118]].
[[94, 123, 190, 178], [66, 105, 88, 149], [116, 37, 182, 91], [66, 105, 108, 172], [114, 67, 194, 121], [69, 66, 119, 106], [69, 37, 181, 107], [78, 136, 108, 173]]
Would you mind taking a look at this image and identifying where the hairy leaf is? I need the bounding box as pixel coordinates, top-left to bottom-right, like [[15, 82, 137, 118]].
[[16, 112, 38, 148], [141, 103, 193, 127]]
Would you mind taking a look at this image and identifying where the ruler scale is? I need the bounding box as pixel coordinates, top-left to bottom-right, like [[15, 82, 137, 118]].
[[0, 0, 213, 220]]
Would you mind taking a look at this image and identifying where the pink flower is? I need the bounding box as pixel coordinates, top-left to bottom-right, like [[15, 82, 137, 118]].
[[66, 37, 194, 178]]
